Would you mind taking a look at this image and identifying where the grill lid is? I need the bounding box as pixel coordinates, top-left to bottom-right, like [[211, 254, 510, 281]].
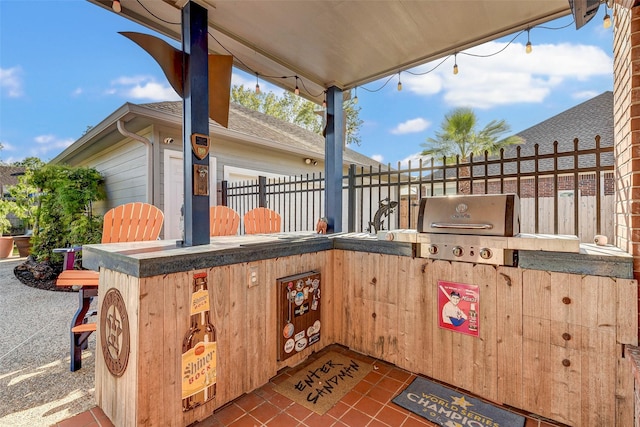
[[417, 194, 520, 237]]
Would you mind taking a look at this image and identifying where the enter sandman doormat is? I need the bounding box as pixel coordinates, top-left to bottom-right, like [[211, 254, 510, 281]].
[[392, 377, 525, 427], [273, 351, 372, 415]]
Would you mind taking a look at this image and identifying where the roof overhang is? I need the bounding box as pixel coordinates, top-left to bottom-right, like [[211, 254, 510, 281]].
[[87, 0, 573, 104]]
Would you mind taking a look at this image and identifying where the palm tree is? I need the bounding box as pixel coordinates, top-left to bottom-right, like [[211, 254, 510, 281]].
[[421, 107, 523, 163]]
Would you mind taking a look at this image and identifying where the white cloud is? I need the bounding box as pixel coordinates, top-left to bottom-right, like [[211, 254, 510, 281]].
[[231, 72, 254, 88], [72, 87, 83, 96], [572, 90, 600, 100], [371, 154, 384, 163], [0, 67, 24, 98], [397, 152, 431, 169], [404, 40, 612, 109], [33, 134, 74, 151], [109, 75, 181, 101], [390, 118, 430, 135], [1, 135, 74, 162]]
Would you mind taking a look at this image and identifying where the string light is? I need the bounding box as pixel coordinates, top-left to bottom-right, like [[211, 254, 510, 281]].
[[453, 53, 459, 75], [603, 2, 612, 29], [294, 76, 300, 96], [112, 0, 121, 13], [322, 92, 327, 109], [525, 29, 532, 54], [397, 73, 402, 91], [255, 73, 261, 94], [353, 87, 358, 104]]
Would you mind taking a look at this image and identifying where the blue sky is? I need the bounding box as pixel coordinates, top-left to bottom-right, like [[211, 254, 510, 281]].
[[1, 1, 614, 166]]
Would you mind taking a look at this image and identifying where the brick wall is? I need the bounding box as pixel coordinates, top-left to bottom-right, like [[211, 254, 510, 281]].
[[614, 5, 636, 272], [480, 173, 614, 197]]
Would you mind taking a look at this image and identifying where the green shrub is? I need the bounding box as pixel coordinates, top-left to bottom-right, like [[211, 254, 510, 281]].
[[29, 164, 105, 262]]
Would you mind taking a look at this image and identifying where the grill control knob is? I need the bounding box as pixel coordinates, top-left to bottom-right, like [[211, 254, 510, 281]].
[[479, 248, 492, 259], [428, 245, 438, 255], [452, 246, 463, 257]]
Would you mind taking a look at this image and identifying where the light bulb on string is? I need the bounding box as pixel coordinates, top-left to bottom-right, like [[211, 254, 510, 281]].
[[453, 54, 458, 75], [112, 0, 121, 12], [322, 93, 327, 109], [397, 73, 402, 91], [603, 2, 612, 29], [353, 87, 358, 104], [294, 76, 300, 96], [525, 29, 532, 54], [255, 73, 261, 94]]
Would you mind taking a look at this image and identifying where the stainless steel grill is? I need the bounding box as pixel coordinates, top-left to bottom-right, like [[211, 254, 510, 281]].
[[382, 194, 579, 266]]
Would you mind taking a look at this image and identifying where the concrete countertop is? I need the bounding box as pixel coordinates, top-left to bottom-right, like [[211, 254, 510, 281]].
[[82, 232, 632, 279]]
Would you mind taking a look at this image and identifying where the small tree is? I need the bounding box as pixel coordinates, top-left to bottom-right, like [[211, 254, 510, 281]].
[[421, 107, 523, 163], [231, 85, 363, 146], [7, 157, 44, 233], [0, 199, 12, 236], [30, 165, 105, 262]]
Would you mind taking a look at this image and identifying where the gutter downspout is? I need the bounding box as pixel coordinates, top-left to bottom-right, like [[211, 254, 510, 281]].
[[116, 120, 154, 205]]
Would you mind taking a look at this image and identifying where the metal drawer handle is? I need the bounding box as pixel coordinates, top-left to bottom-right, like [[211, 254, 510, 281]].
[[430, 223, 494, 230]]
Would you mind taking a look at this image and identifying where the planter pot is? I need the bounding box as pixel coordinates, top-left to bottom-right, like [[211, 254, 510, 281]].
[[13, 235, 32, 257], [0, 236, 14, 258]]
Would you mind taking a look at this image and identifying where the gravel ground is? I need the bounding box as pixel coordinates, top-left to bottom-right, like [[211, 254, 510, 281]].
[[0, 257, 96, 427]]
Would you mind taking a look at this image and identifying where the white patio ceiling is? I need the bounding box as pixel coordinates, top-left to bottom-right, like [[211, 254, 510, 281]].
[[88, 0, 573, 104]]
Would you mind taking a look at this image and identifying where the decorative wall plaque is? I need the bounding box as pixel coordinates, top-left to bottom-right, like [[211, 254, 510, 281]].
[[100, 288, 131, 377]]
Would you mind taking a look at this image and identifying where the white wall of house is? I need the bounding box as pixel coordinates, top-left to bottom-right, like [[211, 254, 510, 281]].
[[75, 137, 149, 215], [162, 148, 217, 240]]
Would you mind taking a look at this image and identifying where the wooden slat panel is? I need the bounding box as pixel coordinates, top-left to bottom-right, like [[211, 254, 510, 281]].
[[347, 251, 366, 354], [549, 344, 581, 425], [319, 251, 336, 348], [449, 261, 475, 393], [580, 326, 616, 426], [227, 263, 247, 397], [396, 257, 425, 373], [472, 263, 498, 401], [102, 202, 164, 243], [522, 270, 550, 320], [496, 266, 523, 408], [243, 207, 281, 234], [96, 270, 140, 427], [431, 260, 453, 385], [617, 278, 639, 345], [56, 270, 99, 287], [211, 265, 232, 407], [549, 272, 581, 326], [419, 259, 434, 377], [246, 261, 268, 391], [210, 206, 240, 236], [522, 315, 551, 415], [581, 275, 616, 331], [616, 352, 634, 427], [170, 271, 188, 423]]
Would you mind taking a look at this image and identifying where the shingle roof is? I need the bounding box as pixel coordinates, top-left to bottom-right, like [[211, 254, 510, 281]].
[[506, 91, 613, 171], [431, 92, 613, 179], [140, 101, 382, 168]]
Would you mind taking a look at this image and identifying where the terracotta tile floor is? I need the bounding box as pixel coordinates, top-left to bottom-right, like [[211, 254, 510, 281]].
[[53, 345, 563, 427]]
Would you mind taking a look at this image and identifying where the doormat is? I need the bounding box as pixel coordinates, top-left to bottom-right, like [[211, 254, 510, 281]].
[[273, 351, 372, 415], [392, 377, 525, 427]]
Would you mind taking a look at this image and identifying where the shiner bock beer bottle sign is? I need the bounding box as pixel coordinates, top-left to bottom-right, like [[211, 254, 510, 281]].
[[182, 271, 217, 411]]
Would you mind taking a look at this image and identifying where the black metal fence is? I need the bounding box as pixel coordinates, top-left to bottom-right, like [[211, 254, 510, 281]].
[[222, 136, 614, 242]]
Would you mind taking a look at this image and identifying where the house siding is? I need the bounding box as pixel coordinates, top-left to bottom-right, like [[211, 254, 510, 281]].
[[79, 138, 148, 213]]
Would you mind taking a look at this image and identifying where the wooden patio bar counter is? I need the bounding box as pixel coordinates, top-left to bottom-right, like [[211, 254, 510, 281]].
[[82, 232, 638, 427]]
